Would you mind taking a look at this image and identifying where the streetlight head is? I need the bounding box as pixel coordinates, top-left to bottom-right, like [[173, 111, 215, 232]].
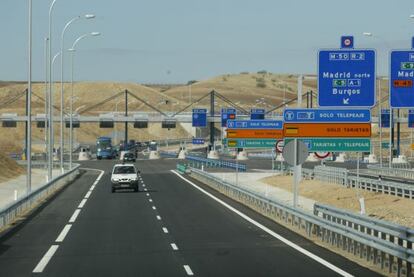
[[91, 32, 101, 36], [85, 14, 95, 19], [68, 48, 75, 52], [363, 32, 372, 37]]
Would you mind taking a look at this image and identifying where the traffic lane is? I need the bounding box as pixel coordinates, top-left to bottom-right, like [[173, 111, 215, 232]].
[[42, 163, 185, 277], [0, 170, 99, 276], [144, 168, 379, 276]]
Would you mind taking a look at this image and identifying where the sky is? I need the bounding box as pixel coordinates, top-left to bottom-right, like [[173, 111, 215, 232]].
[[1, 0, 414, 83]]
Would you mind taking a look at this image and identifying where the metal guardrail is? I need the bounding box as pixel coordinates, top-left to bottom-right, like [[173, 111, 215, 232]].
[[159, 151, 178, 158], [366, 165, 414, 180], [188, 168, 413, 276], [311, 166, 414, 199], [185, 155, 247, 172], [0, 164, 81, 230]]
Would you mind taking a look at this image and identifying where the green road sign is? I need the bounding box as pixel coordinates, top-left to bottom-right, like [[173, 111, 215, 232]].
[[224, 138, 277, 148], [284, 138, 371, 152], [382, 142, 390, 149]]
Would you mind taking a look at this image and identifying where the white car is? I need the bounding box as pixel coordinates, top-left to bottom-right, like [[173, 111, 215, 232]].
[[110, 164, 140, 193]]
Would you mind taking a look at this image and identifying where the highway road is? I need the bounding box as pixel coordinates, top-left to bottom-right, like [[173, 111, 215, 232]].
[[0, 159, 380, 276]]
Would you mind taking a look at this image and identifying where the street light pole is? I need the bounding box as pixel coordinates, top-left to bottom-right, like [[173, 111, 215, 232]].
[[68, 32, 101, 169], [59, 14, 95, 173], [44, 37, 49, 179], [27, 0, 33, 193], [48, 0, 58, 181]]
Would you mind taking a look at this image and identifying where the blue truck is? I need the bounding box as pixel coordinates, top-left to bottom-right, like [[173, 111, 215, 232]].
[[96, 137, 116, 160]]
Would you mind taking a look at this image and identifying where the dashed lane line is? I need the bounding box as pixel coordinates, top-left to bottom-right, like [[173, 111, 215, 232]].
[[78, 199, 87, 209], [69, 209, 81, 223], [171, 243, 179, 250], [32, 245, 59, 273], [55, 224, 72, 242], [184, 265, 194, 276]]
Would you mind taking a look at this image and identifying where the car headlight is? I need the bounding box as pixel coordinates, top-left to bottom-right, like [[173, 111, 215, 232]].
[[111, 178, 119, 182]]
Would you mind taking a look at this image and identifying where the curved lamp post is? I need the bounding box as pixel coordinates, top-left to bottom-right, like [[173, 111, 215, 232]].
[[67, 32, 101, 169]]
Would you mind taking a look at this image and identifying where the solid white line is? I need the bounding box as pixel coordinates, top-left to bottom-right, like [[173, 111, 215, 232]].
[[149, 199, 153, 202], [171, 170, 354, 277], [170, 243, 179, 250], [78, 199, 87, 208], [156, 215, 161, 220], [55, 224, 72, 242], [32, 245, 59, 273], [84, 191, 92, 199], [69, 209, 81, 223], [90, 185, 96, 190], [162, 227, 169, 234], [183, 265, 194, 276]]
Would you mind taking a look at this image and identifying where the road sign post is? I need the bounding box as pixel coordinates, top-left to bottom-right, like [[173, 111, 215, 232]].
[[282, 140, 308, 208], [318, 49, 376, 107]]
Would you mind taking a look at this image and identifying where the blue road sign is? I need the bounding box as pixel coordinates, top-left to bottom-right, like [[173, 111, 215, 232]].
[[381, 109, 390, 128], [221, 108, 236, 127], [192, 138, 205, 145], [409, 110, 414, 128], [192, 108, 207, 127], [341, 36, 354, 49], [390, 50, 414, 108], [283, 108, 371, 123], [227, 120, 283, 129], [250, 108, 265, 120], [318, 49, 376, 107]]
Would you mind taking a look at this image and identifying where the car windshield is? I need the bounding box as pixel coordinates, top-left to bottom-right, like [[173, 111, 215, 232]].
[[113, 166, 136, 174]]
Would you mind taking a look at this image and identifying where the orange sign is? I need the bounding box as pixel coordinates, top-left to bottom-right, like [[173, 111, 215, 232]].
[[393, 80, 413, 88], [226, 129, 283, 139], [284, 123, 371, 138]]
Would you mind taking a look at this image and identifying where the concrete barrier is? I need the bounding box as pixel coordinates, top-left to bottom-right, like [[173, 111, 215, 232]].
[[237, 150, 248, 161], [207, 150, 219, 160], [149, 151, 160, 160]]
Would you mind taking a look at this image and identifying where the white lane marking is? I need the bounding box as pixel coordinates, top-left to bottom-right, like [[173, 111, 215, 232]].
[[69, 209, 81, 223], [156, 215, 162, 220], [84, 191, 92, 199], [55, 224, 72, 242], [142, 184, 146, 187], [90, 185, 96, 191], [152, 206, 156, 210], [183, 265, 194, 276], [78, 199, 87, 208], [146, 193, 150, 197], [149, 199, 153, 202], [32, 245, 59, 273], [171, 170, 354, 277], [170, 243, 179, 250], [162, 227, 169, 234], [144, 188, 148, 191]]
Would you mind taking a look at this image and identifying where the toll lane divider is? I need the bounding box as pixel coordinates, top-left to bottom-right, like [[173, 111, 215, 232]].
[[185, 155, 246, 172], [0, 163, 81, 231], [187, 167, 414, 276]]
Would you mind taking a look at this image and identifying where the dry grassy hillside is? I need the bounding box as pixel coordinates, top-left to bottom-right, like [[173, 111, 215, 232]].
[[0, 153, 24, 181], [162, 73, 315, 110]]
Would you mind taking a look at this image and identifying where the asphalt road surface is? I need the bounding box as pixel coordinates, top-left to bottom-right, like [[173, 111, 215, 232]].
[[0, 159, 381, 276]]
